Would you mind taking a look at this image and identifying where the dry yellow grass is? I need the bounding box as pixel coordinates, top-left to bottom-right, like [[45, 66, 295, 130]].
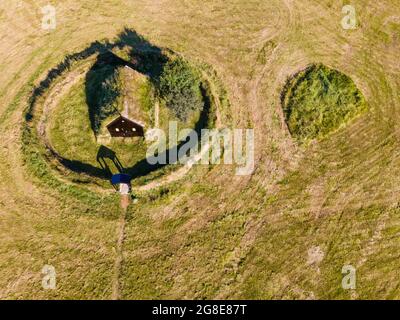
[[0, 0, 400, 299]]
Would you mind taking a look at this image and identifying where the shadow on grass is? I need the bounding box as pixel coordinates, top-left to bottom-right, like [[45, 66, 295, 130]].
[[26, 28, 211, 184], [49, 83, 211, 181], [124, 84, 211, 179], [85, 28, 168, 135], [97, 145, 124, 177]]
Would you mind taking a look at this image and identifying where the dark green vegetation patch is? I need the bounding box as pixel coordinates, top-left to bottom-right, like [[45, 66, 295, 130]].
[[158, 57, 203, 122], [282, 64, 367, 142]]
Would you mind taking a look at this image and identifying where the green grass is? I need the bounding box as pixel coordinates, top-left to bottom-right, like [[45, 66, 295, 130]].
[[3, 0, 400, 300], [38, 52, 220, 189], [49, 78, 148, 170], [85, 63, 123, 135], [158, 56, 203, 122], [282, 64, 367, 142]]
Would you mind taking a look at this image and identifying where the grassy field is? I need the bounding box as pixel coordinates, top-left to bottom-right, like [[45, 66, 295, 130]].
[[0, 0, 400, 300], [282, 63, 367, 142]]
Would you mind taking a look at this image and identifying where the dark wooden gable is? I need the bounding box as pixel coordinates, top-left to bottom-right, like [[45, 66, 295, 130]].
[[106, 116, 144, 138]]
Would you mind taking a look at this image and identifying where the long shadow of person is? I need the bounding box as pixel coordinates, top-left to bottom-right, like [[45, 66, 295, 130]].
[[96, 145, 125, 178]]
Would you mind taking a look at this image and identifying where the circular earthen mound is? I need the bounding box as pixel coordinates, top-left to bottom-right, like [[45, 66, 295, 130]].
[[22, 30, 228, 190], [281, 63, 367, 142]]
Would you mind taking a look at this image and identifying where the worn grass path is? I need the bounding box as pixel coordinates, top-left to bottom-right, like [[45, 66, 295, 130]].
[[112, 195, 130, 300], [1, 0, 400, 299]]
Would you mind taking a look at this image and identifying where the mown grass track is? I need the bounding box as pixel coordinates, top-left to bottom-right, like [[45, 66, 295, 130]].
[[0, 0, 400, 299]]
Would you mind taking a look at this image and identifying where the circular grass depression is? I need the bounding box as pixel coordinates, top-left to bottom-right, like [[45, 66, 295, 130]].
[[23, 29, 228, 189], [281, 64, 367, 142]]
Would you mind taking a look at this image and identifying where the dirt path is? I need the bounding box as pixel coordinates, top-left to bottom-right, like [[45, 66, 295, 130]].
[[111, 195, 130, 300]]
